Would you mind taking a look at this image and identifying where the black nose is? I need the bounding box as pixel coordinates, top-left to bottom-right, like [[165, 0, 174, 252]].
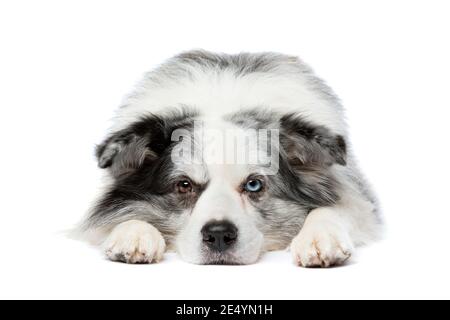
[[201, 221, 238, 252]]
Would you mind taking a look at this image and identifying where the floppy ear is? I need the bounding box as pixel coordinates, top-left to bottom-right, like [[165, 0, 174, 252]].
[[96, 111, 198, 178], [95, 114, 171, 178], [280, 114, 347, 167], [96, 130, 156, 178]]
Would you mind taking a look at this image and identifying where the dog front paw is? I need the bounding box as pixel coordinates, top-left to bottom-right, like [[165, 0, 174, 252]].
[[290, 223, 354, 268], [103, 220, 166, 264]]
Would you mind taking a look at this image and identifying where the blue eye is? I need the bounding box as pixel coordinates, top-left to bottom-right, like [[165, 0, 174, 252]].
[[244, 179, 264, 193]]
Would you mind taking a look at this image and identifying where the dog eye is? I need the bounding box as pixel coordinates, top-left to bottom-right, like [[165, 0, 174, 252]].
[[176, 180, 193, 193], [244, 179, 264, 193]]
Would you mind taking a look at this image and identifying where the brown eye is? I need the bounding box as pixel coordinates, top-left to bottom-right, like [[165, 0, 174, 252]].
[[176, 180, 193, 193]]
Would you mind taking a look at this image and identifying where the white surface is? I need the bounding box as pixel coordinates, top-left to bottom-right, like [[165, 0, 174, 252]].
[[1, 0, 449, 300]]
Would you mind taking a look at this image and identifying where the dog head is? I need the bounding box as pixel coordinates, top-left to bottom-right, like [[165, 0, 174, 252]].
[[89, 107, 346, 265]]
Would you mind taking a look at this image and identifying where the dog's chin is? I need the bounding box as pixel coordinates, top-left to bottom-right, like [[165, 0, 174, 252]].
[[202, 254, 244, 266], [199, 250, 261, 266], [203, 259, 243, 266], [179, 250, 259, 266]]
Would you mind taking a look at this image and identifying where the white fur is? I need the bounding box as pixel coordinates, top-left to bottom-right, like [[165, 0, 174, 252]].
[[78, 51, 380, 267], [291, 207, 354, 268], [113, 67, 347, 136], [177, 170, 264, 265], [291, 166, 381, 267], [103, 220, 166, 264], [175, 120, 276, 264]]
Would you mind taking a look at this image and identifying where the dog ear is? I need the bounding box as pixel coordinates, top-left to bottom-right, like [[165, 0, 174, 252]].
[[96, 131, 157, 178], [96, 111, 198, 178], [280, 114, 347, 167], [95, 115, 170, 178]]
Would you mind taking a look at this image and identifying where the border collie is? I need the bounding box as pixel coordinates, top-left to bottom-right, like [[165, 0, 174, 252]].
[[76, 50, 381, 267]]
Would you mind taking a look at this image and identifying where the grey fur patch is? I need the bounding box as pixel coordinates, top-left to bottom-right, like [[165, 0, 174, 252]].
[[279, 113, 347, 166], [225, 108, 347, 248]]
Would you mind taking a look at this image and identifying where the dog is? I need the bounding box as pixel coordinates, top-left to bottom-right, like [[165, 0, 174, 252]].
[[76, 50, 381, 267]]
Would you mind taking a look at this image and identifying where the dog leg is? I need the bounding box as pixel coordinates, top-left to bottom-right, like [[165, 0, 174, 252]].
[[102, 220, 166, 264], [291, 192, 379, 268]]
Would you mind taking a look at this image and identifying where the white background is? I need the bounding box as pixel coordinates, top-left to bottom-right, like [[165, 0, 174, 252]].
[[1, 0, 449, 300]]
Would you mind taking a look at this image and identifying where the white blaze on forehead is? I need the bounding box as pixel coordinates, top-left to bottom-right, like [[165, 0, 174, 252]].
[[172, 118, 279, 176], [209, 120, 279, 175], [171, 116, 281, 189], [201, 118, 258, 166]]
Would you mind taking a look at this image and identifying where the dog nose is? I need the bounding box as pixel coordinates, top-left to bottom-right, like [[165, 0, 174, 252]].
[[201, 221, 238, 252]]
